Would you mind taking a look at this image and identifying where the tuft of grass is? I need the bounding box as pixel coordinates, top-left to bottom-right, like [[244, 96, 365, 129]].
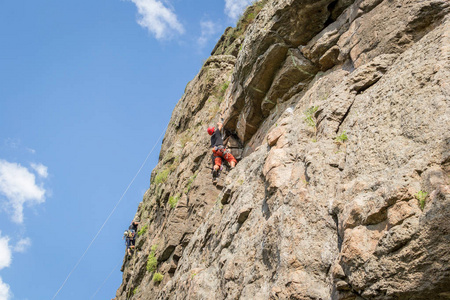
[[335, 131, 348, 144], [304, 106, 319, 139], [169, 193, 180, 209], [153, 272, 164, 283], [146, 245, 158, 272], [138, 225, 148, 237], [415, 191, 428, 211], [233, 0, 268, 37], [154, 169, 170, 185], [214, 80, 230, 104], [220, 81, 230, 94], [146, 255, 157, 272], [304, 106, 319, 127], [133, 287, 140, 295]]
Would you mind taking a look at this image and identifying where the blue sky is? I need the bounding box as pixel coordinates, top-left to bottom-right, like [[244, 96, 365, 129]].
[[0, 0, 253, 299]]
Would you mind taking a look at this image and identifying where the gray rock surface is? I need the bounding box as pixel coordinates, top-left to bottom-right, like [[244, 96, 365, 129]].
[[114, 1, 450, 299]]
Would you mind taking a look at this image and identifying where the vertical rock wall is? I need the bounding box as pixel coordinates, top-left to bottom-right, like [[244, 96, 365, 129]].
[[115, 0, 450, 299]]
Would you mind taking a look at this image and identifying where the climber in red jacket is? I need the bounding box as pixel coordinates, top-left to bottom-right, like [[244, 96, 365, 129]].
[[208, 121, 237, 181]]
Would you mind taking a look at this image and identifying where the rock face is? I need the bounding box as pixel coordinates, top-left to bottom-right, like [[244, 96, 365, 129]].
[[114, 1, 450, 299]]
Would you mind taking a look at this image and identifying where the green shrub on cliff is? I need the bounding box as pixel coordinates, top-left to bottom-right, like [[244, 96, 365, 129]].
[[335, 131, 348, 144], [220, 81, 230, 94], [216, 81, 230, 102], [133, 287, 140, 295], [169, 193, 180, 209], [146, 245, 158, 272], [415, 191, 428, 211], [304, 106, 319, 139], [146, 255, 157, 272], [154, 169, 170, 185], [138, 225, 148, 236], [153, 272, 164, 283], [304, 106, 319, 127]]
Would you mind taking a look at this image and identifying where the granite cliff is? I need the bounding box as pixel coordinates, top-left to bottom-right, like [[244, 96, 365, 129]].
[[114, 0, 450, 299]]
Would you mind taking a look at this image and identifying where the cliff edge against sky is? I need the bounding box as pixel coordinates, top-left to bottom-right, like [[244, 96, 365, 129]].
[[115, 0, 450, 299]]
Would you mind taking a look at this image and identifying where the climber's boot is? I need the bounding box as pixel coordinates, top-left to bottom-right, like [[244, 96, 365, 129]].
[[212, 169, 218, 184]]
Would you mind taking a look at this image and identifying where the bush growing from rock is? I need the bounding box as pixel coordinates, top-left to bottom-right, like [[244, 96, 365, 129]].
[[335, 131, 348, 144], [133, 287, 139, 295], [153, 272, 164, 283], [154, 169, 170, 185], [169, 193, 180, 209], [138, 225, 148, 236], [304, 106, 319, 139], [146, 245, 158, 272], [415, 191, 428, 211]]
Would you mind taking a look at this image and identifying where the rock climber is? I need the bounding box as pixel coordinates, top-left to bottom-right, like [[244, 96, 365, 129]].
[[207, 121, 237, 182], [124, 229, 136, 256], [129, 219, 140, 232], [124, 219, 139, 256]]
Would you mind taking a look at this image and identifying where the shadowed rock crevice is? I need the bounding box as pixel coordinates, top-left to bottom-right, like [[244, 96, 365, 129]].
[[335, 100, 354, 134]]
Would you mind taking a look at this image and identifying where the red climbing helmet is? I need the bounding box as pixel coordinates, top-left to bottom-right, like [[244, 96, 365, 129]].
[[207, 127, 215, 135]]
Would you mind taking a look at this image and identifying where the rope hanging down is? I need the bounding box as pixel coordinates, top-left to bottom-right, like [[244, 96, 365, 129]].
[[52, 123, 169, 300], [90, 260, 122, 300]]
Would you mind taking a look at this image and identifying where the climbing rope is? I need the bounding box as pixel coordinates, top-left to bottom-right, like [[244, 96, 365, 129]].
[[90, 260, 122, 300], [51, 123, 169, 300], [125, 250, 138, 300]]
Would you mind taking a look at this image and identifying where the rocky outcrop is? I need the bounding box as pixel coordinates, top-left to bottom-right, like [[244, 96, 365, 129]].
[[115, 0, 450, 299]]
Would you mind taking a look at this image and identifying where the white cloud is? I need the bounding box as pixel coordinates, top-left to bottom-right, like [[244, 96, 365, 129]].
[[225, 0, 253, 20], [198, 20, 221, 48], [30, 163, 48, 179], [0, 232, 29, 300], [0, 277, 11, 300], [0, 160, 46, 223], [129, 0, 184, 39], [0, 233, 11, 300], [0, 234, 11, 270], [13, 238, 31, 253]]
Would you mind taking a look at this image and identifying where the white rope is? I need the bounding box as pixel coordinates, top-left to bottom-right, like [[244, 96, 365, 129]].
[[90, 260, 122, 300], [52, 123, 169, 300]]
